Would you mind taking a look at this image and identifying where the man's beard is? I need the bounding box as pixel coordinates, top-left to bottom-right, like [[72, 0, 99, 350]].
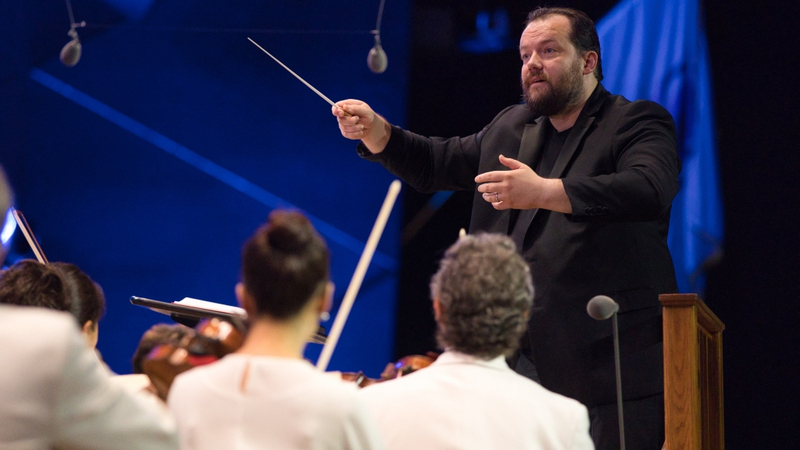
[[522, 60, 584, 117]]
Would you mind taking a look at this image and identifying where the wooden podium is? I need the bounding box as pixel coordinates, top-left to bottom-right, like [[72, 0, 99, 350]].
[[660, 293, 725, 450]]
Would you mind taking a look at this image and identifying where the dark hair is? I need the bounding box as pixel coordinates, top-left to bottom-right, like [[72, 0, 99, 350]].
[[131, 323, 194, 374], [0, 259, 71, 311], [52, 262, 106, 326], [430, 234, 533, 359], [240, 210, 329, 320], [526, 7, 603, 81]]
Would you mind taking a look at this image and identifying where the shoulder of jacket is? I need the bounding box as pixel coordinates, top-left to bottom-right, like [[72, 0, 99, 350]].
[[604, 93, 671, 117]]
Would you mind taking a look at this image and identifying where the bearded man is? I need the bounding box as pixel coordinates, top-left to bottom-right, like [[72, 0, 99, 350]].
[[332, 7, 679, 450]]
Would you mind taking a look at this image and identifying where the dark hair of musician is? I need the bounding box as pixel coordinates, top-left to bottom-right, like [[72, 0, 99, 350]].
[[430, 234, 533, 359], [526, 6, 603, 81], [52, 262, 106, 327], [240, 210, 329, 320], [0, 259, 71, 311]]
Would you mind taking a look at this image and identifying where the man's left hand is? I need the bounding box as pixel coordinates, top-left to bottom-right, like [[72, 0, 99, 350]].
[[475, 155, 572, 213]]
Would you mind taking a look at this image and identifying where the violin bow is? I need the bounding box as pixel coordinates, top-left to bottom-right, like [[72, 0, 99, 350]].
[[315, 180, 401, 372], [11, 208, 49, 264]]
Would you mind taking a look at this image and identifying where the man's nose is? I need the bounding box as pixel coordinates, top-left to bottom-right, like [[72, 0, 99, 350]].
[[526, 54, 542, 70]]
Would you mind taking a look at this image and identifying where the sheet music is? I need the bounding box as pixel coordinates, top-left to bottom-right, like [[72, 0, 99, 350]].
[[173, 297, 247, 317]]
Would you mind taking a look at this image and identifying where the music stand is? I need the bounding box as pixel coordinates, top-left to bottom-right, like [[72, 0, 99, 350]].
[[130, 296, 327, 344]]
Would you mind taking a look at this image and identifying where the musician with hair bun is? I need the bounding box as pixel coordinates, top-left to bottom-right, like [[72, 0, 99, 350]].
[[167, 210, 384, 450]]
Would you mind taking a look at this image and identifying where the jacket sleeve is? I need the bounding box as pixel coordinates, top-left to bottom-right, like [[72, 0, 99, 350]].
[[356, 106, 519, 193], [563, 100, 680, 222]]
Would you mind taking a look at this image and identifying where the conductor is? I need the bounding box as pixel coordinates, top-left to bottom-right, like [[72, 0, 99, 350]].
[[332, 7, 679, 449]]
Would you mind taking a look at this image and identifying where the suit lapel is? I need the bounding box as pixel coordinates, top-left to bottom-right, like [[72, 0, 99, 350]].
[[550, 83, 607, 178], [517, 118, 548, 166], [472, 115, 545, 235], [519, 114, 593, 235], [509, 119, 548, 245], [550, 114, 595, 179]]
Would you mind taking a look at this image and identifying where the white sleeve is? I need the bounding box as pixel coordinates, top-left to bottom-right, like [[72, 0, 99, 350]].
[[570, 405, 596, 450], [54, 324, 180, 450], [340, 396, 386, 450]]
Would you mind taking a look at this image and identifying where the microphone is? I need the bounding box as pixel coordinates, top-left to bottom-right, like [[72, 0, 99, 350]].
[[587, 295, 626, 450], [587, 294, 619, 320], [367, 0, 388, 74], [367, 34, 388, 74], [60, 0, 84, 67], [60, 28, 82, 67]]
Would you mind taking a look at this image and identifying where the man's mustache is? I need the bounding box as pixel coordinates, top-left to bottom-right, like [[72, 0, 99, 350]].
[[523, 73, 550, 88]]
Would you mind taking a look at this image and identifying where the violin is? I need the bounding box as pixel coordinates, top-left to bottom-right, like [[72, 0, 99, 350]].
[[142, 316, 439, 398], [382, 352, 440, 378], [142, 318, 244, 400], [341, 352, 439, 387]]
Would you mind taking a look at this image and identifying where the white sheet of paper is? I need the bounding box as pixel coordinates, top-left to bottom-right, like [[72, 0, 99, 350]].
[[174, 297, 247, 317]]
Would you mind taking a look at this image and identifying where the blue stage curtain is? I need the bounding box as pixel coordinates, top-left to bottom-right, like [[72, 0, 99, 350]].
[[597, 0, 724, 294]]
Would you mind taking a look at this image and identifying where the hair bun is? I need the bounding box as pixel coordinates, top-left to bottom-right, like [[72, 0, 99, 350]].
[[266, 211, 313, 253]]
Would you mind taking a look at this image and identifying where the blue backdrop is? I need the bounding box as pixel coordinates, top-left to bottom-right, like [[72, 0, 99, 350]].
[[597, 0, 724, 295], [1, 0, 410, 377]]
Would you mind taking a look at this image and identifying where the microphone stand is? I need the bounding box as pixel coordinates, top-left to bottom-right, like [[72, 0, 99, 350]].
[[586, 295, 626, 449], [612, 312, 626, 450]]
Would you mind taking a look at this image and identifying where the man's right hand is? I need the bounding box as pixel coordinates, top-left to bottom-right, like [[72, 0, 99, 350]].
[[332, 100, 391, 154]]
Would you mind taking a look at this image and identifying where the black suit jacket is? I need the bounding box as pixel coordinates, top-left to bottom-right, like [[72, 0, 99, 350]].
[[360, 84, 680, 406]]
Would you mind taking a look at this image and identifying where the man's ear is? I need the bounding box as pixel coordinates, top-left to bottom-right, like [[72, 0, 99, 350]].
[[432, 297, 442, 321], [582, 51, 598, 75], [235, 282, 256, 316]]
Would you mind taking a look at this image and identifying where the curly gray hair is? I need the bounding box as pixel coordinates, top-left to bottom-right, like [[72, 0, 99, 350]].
[[430, 233, 533, 359]]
